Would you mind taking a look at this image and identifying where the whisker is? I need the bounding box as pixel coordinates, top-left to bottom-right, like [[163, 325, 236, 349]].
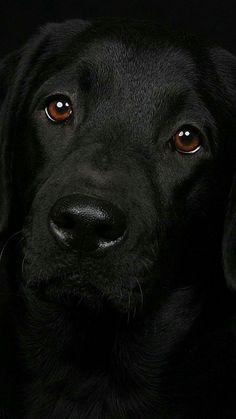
[[0, 230, 23, 267], [17, 237, 25, 247], [21, 254, 27, 277], [141, 258, 152, 273], [135, 278, 144, 309], [127, 291, 131, 324]]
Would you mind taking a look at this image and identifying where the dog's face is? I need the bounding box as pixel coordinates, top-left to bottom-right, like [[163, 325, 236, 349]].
[[1, 19, 236, 315]]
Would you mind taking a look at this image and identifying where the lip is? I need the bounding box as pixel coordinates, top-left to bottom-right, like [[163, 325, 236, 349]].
[[24, 270, 149, 315]]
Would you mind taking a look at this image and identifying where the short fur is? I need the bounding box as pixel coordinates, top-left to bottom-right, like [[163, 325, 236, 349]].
[[0, 18, 236, 419]]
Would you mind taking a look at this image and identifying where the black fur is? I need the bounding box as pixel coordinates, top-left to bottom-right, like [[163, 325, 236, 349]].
[[0, 18, 236, 418], [223, 174, 236, 291]]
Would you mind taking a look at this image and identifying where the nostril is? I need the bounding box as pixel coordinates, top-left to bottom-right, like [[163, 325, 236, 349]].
[[52, 213, 76, 230], [95, 219, 127, 242]]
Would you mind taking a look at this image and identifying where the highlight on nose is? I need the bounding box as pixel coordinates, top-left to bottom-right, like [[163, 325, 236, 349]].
[[48, 194, 127, 253]]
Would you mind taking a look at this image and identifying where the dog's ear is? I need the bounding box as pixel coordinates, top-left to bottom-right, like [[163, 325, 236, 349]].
[[223, 177, 236, 290], [206, 47, 236, 289], [207, 47, 236, 157], [0, 19, 91, 244], [0, 50, 22, 243], [209, 47, 236, 289], [208, 47, 236, 107]]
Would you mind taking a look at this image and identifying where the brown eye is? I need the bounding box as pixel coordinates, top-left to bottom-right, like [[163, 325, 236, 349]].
[[45, 97, 73, 123], [173, 127, 201, 154]]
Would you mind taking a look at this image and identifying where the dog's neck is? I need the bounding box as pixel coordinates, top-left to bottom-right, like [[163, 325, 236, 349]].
[[13, 285, 213, 418]]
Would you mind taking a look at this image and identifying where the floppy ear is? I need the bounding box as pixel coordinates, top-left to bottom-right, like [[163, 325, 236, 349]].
[[0, 50, 22, 244], [0, 19, 91, 245], [212, 48, 236, 290], [206, 47, 236, 289], [223, 177, 236, 290]]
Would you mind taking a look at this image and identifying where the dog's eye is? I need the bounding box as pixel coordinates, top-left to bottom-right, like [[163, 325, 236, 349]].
[[173, 127, 201, 154], [45, 97, 73, 123]]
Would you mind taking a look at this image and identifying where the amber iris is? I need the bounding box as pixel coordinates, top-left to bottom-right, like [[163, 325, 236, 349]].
[[173, 127, 201, 153], [45, 98, 73, 122]]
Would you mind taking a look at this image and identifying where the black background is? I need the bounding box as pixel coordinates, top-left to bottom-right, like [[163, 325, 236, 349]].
[[0, 0, 236, 57]]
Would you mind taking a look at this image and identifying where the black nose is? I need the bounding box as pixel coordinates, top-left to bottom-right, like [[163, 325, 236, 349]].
[[49, 194, 127, 253]]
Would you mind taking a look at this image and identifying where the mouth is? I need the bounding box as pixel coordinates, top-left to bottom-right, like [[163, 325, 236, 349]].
[[24, 271, 149, 317]]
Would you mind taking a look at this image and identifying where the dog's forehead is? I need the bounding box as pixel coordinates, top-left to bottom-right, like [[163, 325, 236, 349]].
[[34, 20, 198, 86], [27, 26, 211, 135], [19, 21, 207, 109], [24, 21, 211, 129], [61, 28, 198, 86]]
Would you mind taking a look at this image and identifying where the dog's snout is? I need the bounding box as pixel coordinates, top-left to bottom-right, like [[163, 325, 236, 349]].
[[49, 194, 127, 253]]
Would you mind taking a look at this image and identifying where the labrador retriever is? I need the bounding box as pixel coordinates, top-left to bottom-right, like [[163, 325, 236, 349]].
[[0, 18, 236, 419]]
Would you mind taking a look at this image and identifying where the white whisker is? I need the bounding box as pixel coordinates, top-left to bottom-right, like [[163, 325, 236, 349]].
[[135, 278, 144, 309], [0, 230, 23, 267], [127, 291, 131, 324], [21, 254, 27, 277]]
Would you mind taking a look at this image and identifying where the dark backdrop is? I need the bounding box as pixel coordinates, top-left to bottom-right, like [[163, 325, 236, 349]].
[[0, 0, 236, 57]]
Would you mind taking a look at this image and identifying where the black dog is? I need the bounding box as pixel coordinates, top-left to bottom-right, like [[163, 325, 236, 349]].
[[0, 18, 236, 418]]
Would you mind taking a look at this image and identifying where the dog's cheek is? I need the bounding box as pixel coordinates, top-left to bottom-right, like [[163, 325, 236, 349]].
[[20, 193, 71, 283]]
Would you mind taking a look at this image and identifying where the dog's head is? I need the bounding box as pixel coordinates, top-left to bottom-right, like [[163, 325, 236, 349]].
[[1, 19, 236, 315]]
